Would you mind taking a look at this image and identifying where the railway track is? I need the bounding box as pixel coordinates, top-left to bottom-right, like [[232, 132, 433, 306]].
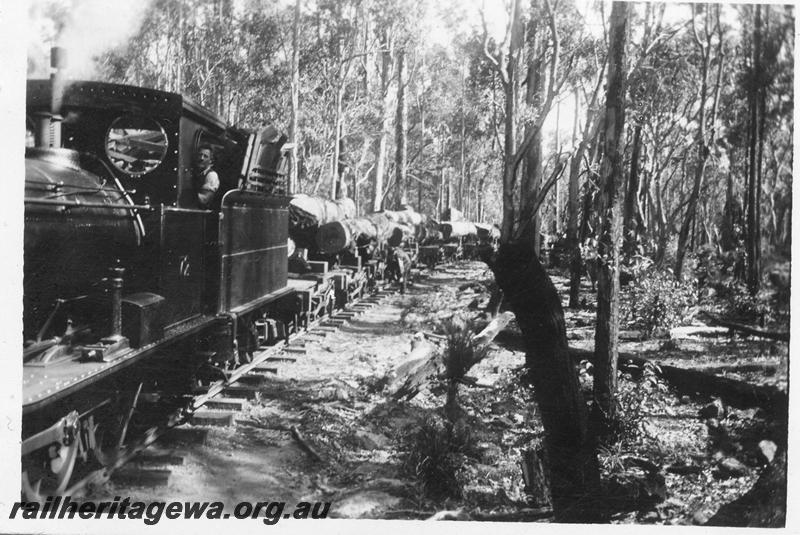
[[35, 283, 402, 500]]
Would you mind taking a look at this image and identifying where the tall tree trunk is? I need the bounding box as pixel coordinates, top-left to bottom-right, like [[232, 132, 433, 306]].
[[593, 1, 630, 425], [746, 5, 763, 294], [554, 101, 562, 235], [567, 90, 582, 308], [622, 123, 642, 256], [445, 167, 452, 213], [568, 107, 602, 308], [499, 0, 523, 241], [418, 65, 426, 211], [373, 32, 393, 212], [755, 6, 769, 289], [477, 171, 486, 222], [332, 86, 346, 199], [288, 0, 301, 195], [394, 48, 407, 209], [675, 4, 719, 279], [521, 23, 544, 250]]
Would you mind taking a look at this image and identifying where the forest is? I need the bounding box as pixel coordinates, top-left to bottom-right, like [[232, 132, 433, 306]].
[[26, 0, 792, 526]]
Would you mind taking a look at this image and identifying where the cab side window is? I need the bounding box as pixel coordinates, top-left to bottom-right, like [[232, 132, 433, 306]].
[[105, 115, 169, 176]]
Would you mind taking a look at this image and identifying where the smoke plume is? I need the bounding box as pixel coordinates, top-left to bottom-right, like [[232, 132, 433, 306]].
[[28, 0, 151, 79]]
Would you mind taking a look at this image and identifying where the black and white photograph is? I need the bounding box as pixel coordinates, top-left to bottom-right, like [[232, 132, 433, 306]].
[[0, 0, 795, 530]]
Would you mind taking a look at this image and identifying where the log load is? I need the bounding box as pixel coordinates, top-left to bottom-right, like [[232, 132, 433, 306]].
[[315, 208, 425, 255], [475, 223, 501, 242], [289, 194, 356, 227], [288, 194, 356, 249], [440, 221, 478, 240], [383, 208, 425, 227], [441, 207, 464, 221], [316, 212, 402, 255]]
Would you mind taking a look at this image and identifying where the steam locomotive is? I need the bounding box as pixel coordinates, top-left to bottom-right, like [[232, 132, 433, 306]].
[[21, 50, 338, 498]]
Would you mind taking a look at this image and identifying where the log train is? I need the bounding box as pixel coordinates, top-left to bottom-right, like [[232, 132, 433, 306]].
[[20, 50, 498, 500]]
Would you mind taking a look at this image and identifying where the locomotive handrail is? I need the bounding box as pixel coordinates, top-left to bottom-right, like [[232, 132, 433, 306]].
[[26, 179, 133, 195], [24, 198, 154, 211]]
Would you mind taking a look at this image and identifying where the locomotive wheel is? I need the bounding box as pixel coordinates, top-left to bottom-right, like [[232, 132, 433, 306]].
[[21, 436, 79, 501]]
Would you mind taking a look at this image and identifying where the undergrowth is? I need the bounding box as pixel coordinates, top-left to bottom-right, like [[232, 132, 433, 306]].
[[402, 413, 477, 501], [622, 269, 697, 335]]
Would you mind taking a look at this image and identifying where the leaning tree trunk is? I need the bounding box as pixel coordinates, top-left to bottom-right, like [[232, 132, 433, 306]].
[[489, 241, 601, 522]]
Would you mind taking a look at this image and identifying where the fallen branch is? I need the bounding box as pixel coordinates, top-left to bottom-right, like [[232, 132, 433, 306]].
[[568, 347, 787, 414], [472, 311, 514, 348], [695, 363, 778, 376], [459, 376, 494, 388], [421, 330, 447, 341], [471, 507, 553, 522], [699, 311, 789, 342], [427, 510, 469, 521], [290, 426, 324, 463], [421, 507, 554, 522], [382, 509, 435, 520], [390, 313, 513, 400]]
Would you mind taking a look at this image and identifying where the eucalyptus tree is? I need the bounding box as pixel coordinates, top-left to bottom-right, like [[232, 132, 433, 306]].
[[673, 4, 725, 280], [592, 0, 630, 427]]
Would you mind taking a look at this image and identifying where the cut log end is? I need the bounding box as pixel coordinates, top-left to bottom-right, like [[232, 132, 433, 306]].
[[316, 221, 350, 254]]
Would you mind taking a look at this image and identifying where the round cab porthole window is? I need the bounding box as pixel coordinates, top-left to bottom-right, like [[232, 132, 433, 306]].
[[105, 116, 168, 175]]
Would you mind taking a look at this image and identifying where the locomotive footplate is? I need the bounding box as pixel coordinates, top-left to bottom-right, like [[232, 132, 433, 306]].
[[22, 314, 217, 414]]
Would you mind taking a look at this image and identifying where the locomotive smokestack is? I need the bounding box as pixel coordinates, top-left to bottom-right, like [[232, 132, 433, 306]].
[[34, 47, 67, 148], [51, 46, 67, 114]]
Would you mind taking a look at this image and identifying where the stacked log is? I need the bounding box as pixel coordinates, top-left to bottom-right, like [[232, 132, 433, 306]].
[[440, 221, 478, 240], [316, 212, 400, 254], [289, 194, 356, 227], [419, 218, 443, 245], [475, 223, 501, 242], [297, 199, 498, 255], [441, 207, 464, 222], [315, 208, 425, 255], [383, 208, 425, 227], [288, 194, 356, 249]]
